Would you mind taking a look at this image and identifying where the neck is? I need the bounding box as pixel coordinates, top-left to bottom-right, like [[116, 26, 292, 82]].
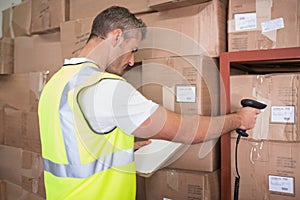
[[77, 39, 109, 71]]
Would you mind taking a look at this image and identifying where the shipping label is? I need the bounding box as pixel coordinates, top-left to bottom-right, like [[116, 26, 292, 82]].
[[234, 13, 257, 31], [271, 106, 295, 123], [268, 175, 294, 196]]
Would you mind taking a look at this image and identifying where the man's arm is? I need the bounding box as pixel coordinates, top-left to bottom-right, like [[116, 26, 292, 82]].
[[133, 106, 260, 144]]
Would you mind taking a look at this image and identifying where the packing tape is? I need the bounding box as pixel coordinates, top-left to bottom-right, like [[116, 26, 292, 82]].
[[251, 75, 271, 140], [167, 170, 179, 192], [9, 5, 15, 38], [249, 140, 265, 165]]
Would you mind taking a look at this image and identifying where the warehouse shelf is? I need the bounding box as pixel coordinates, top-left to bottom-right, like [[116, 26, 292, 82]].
[[219, 47, 300, 200]]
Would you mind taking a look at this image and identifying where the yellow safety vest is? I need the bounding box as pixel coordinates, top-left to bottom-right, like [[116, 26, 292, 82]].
[[38, 61, 136, 200]]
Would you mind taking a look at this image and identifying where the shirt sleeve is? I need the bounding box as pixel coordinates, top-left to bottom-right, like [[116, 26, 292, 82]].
[[78, 79, 159, 135]]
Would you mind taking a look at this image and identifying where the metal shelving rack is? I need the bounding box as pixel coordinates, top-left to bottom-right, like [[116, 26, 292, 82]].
[[219, 47, 300, 200]]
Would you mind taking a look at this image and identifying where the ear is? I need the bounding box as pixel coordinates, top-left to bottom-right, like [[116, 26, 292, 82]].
[[112, 29, 123, 47]]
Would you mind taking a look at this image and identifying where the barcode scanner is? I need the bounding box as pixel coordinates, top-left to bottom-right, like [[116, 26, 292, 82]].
[[234, 99, 267, 200]]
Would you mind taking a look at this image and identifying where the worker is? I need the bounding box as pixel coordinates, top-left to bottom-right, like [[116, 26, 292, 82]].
[[38, 6, 261, 200]]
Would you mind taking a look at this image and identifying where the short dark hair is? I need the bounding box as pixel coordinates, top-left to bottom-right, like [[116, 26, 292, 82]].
[[88, 6, 147, 42]]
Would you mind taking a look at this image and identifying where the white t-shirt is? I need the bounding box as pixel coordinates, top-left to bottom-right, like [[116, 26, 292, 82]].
[[65, 58, 159, 135]]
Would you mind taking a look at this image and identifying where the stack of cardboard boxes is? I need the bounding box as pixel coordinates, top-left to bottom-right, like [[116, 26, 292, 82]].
[[0, 0, 67, 199], [228, 0, 300, 199], [136, 0, 227, 199]]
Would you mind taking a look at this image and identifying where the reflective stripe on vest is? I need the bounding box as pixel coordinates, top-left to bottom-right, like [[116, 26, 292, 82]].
[[43, 65, 134, 178]]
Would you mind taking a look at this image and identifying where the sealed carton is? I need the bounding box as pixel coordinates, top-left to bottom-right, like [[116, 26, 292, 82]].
[[140, 0, 226, 57], [14, 31, 63, 74], [2, 0, 68, 37], [70, 0, 152, 20], [0, 72, 47, 110], [228, 0, 300, 51], [231, 138, 300, 199], [4, 108, 41, 153], [145, 169, 220, 200], [0, 37, 14, 74], [230, 74, 300, 142], [135, 55, 220, 175]]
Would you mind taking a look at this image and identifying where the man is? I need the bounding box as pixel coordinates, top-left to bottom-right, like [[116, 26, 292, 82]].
[[38, 6, 260, 200]]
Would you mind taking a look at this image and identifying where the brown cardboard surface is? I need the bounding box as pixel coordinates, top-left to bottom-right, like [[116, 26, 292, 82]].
[[228, 0, 300, 51], [60, 17, 93, 59], [0, 147, 45, 199], [0, 180, 45, 200], [3, 107, 23, 148], [0, 37, 14, 74], [136, 175, 146, 200], [0, 145, 22, 185], [231, 138, 300, 200], [3, 108, 41, 153], [31, 0, 68, 34], [168, 139, 220, 172], [148, 0, 211, 11], [21, 151, 45, 197], [145, 169, 220, 200], [22, 111, 41, 153], [0, 106, 4, 145], [140, 0, 226, 57], [0, 72, 46, 110], [2, 0, 68, 38], [14, 31, 63, 74], [69, 0, 152, 20], [142, 55, 220, 116], [2, 0, 31, 38], [230, 73, 300, 142]]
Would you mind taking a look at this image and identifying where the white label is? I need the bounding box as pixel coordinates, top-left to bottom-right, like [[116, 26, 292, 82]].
[[234, 13, 257, 31], [271, 106, 295, 123], [163, 198, 172, 200], [261, 18, 284, 33], [268, 175, 294, 195], [176, 85, 196, 103]]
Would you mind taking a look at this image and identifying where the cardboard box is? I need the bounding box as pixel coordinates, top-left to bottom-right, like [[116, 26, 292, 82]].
[[2, 0, 31, 38], [142, 55, 220, 115], [0, 149, 44, 199], [31, 0, 69, 34], [0, 180, 45, 200], [2, 0, 68, 37], [0, 72, 47, 110], [145, 169, 220, 200], [14, 31, 63, 74], [3, 107, 23, 149], [135, 55, 220, 175], [69, 0, 152, 20], [167, 138, 220, 172], [0, 37, 14, 74], [148, 0, 227, 11], [60, 17, 93, 59], [231, 138, 300, 199], [136, 175, 146, 200], [0, 145, 22, 185], [4, 108, 41, 153], [139, 0, 226, 57], [230, 74, 300, 142], [228, 0, 300, 51], [21, 150, 45, 197]]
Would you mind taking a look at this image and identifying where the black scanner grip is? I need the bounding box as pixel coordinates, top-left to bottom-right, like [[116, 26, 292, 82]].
[[236, 99, 267, 138]]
